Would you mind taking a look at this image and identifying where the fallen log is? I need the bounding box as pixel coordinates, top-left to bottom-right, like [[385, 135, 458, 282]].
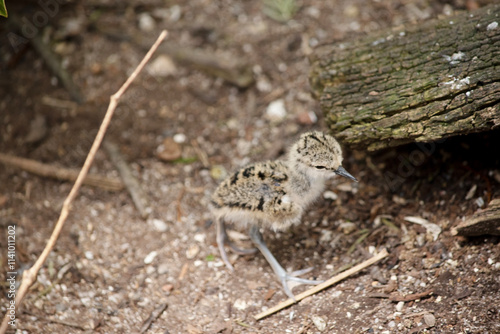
[[310, 4, 500, 151]]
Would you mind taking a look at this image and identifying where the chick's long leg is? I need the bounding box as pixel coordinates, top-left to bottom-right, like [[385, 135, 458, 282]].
[[249, 225, 322, 300], [217, 219, 257, 272]]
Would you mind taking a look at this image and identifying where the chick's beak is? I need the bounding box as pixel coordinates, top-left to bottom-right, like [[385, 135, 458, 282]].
[[335, 166, 358, 182]]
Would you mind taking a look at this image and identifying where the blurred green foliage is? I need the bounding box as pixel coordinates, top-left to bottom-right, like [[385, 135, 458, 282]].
[[0, 0, 7, 18], [262, 0, 297, 22]]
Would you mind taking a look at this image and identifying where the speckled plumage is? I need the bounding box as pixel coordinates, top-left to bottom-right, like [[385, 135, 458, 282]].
[[211, 131, 357, 299], [211, 161, 300, 230], [211, 131, 354, 231]]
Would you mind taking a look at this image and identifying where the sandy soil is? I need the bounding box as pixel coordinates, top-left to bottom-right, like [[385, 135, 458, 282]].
[[0, 0, 499, 333]]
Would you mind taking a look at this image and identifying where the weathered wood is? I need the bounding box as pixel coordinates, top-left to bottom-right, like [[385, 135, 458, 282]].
[[310, 4, 500, 151], [452, 198, 500, 236]]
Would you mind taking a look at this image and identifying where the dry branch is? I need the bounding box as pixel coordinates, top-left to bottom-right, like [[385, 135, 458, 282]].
[[389, 288, 434, 302], [157, 43, 254, 88], [139, 302, 168, 334], [95, 24, 254, 88], [103, 140, 150, 218], [0, 30, 168, 334], [254, 248, 389, 320], [0, 153, 123, 191]]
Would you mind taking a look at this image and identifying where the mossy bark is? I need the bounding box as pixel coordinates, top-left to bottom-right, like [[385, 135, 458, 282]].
[[310, 4, 500, 151]]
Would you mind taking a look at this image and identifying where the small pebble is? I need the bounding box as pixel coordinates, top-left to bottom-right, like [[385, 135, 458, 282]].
[[370, 266, 387, 284], [108, 292, 125, 305], [465, 184, 477, 200], [323, 190, 338, 200], [90, 63, 102, 74], [265, 99, 287, 122], [234, 299, 247, 310], [162, 284, 174, 293], [423, 313, 436, 327], [84, 251, 94, 260], [337, 182, 354, 192], [392, 195, 407, 205], [331, 290, 342, 298], [80, 297, 92, 307], [144, 251, 158, 264], [55, 303, 68, 312], [305, 6, 320, 18], [319, 229, 333, 243], [350, 302, 361, 309], [487, 21, 498, 31], [147, 55, 177, 77], [138, 13, 156, 32], [396, 301, 404, 312], [311, 315, 327, 331], [186, 244, 200, 259], [339, 222, 356, 234], [296, 111, 318, 125], [194, 233, 206, 243], [151, 218, 168, 232], [256, 77, 272, 92], [157, 137, 182, 161], [158, 263, 169, 275], [173, 133, 187, 144], [210, 165, 227, 180], [168, 5, 182, 22]]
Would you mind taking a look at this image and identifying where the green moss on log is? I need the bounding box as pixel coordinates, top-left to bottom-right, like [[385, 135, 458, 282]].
[[310, 4, 500, 151]]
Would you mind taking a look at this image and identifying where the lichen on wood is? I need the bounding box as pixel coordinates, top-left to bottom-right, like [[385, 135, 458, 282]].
[[310, 4, 500, 151]]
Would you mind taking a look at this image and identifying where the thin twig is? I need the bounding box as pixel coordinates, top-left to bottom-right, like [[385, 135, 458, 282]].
[[389, 289, 434, 302], [178, 263, 189, 281], [0, 30, 168, 334], [41, 96, 78, 110], [176, 187, 186, 222], [254, 248, 389, 320], [403, 310, 435, 319], [139, 302, 168, 334], [234, 319, 260, 331], [0, 152, 124, 191], [95, 24, 254, 88], [22, 311, 89, 331], [103, 140, 150, 218], [190, 139, 209, 168]]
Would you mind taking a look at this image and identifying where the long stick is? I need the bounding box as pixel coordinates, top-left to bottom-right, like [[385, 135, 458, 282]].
[[0, 153, 123, 191], [103, 140, 150, 218], [254, 248, 389, 320], [0, 30, 168, 334]]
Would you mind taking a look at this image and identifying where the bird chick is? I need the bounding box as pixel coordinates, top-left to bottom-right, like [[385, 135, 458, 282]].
[[211, 131, 357, 299]]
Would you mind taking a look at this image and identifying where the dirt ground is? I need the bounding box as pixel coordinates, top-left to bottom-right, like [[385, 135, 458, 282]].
[[1, 0, 499, 333]]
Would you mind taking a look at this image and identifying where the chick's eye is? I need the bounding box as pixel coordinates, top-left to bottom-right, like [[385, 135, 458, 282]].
[[315, 166, 326, 169]]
